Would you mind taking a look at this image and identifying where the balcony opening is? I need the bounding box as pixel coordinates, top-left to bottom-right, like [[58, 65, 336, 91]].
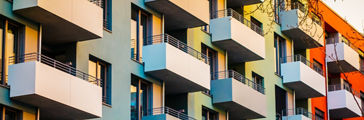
[[252, 72, 264, 90], [131, 75, 152, 120], [202, 107, 219, 120], [315, 108, 325, 120], [275, 85, 287, 119], [89, 55, 111, 105], [131, 4, 152, 63]]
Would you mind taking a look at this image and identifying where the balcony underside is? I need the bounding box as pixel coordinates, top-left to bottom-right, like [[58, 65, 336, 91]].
[[215, 101, 265, 119], [145, 0, 208, 31], [14, 7, 101, 44], [12, 94, 98, 120], [213, 39, 264, 64], [284, 81, 325, 99], [330, 108, 361, 119], [227, 0, 263, 7], [327, 61, 358, 73], [146, 69, 208, 94], [282, 29, 321, 50]]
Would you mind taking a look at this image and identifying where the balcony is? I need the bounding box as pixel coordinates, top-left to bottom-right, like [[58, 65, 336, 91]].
[[145, 0, 209, 31], [142, 107, 196, 120], [211, 70, 266, 119], [279, 3, 324, 49], [13, 0, 103, 44], [143, 34, 210, 94], [281, 108, 313, 120], [210, 9, 265, 64], [7, 53, 102, 119], [326, 38, 360, 73], [328, 84, 362, 119], [227, 0, 264, 7], [281, 55, 326, 99]]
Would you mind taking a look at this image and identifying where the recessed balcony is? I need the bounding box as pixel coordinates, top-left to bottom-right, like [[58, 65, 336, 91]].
[[328, 84, 363, 119], [326, 38, 360, 73], [8, 53, 102, 120], [142, 107, 195, 120], [211, 70, 266, 119], [279, 3, 324, 49], [13, 0, 103, 44], [281, 55, 326, 99], [145, 0, 209, 31], [210, 9, 265, 64], [143, 34, 210, 94], [227, 0, 264, 7]]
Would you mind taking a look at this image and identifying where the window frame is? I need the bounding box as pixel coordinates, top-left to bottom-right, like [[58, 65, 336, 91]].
[[89, 55, 111, 105]]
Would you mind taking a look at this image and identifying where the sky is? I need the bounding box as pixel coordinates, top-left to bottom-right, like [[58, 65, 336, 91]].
[[322, 0, 364, 33]]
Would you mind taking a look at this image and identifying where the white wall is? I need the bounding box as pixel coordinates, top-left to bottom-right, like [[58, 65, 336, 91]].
[[326, 43, 360, 70], [143, 43, 211, 90], [328, 90, 362, 116], [8, 61, 102, 117]]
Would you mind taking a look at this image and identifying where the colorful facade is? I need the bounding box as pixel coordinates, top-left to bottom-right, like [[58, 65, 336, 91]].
[[0, 0, 361, 120]]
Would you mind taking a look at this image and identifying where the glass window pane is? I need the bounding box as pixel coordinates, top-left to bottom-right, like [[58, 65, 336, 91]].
[[5, 23, 19, 84], [88, 60, 97, 79], [5, 109, 17, 120], [130, 83, 138, 120]]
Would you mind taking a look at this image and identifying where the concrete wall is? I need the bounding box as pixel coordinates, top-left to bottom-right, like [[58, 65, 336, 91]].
[[8, 61, 102, 117], [281, 62, 326, 96], [328, 90, 362, 116], [143, 43, 211, 90], [13, 0, 103, 37], [326, 43, 360, 70]]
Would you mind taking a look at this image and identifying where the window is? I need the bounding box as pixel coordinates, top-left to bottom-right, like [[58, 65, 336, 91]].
[[202, 107, 218, 120], [89, 56, 111, 105], [252, 72, 264, 90], [131, 5, 151, 63], [361, 91, 364, 111], [343, 80, 352, 92], [0, 106, 21, 120], [360, 56, 364, 72], [313, 59, 323, 73], [314, 108, 324, 120], [201, 44, 218, 76], [0, 18, 24, 85], [102, 0, 112, 31], [131, 75, 151, 120], [209, 0, 217, 19], [251, 17, 262, 29], [274, 34, 286, 75], [274, 0, 284, 23]]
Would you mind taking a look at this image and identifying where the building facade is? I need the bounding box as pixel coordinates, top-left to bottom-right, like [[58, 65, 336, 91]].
[[0, 0, 362, 120]]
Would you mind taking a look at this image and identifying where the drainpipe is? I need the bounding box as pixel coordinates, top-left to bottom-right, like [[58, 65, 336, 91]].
[[325, 41, 330, 120], [38, 24, 42, 55], [162, 14, 165, 108]]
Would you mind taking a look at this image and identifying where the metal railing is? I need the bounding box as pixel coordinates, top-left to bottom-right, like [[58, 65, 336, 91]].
[[8, 53, 101, 86], [281, 55, 324, 76], [326, 35, 364, 57], [282, 108, 313, 119], [130, 39, 143, 63], [212, 8, 264, 36], [328, 84, 361, 98], [144, 107, 196, 120], [212, 70, 265, 94], [88, 0, 103, 7], [291, 2, 306, 15], [144, 34, 209, 64]]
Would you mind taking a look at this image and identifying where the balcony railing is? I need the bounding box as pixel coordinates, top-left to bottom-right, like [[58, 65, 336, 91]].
[[144, 34, 209, 64], [281, 55, 324, 76], [88, 0, 103, 7], [8, 53, 101, 86], [212, 8, 263, 36], [144, 107, 196, 120], [282, 108, 313, 119], [328, 84, 361, 98], [291, 2, 306, 15], [212, 70, 265, 94], [327, 35, 364, 57]]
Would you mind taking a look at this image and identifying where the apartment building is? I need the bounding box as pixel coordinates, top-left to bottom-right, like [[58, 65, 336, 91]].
[[0, 0, 362, 120]]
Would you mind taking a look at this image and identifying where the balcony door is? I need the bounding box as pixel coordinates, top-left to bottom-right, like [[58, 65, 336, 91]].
[[131, 5, 151, 62], [131, 75, 151, 120], [0, 18, 23, 85]]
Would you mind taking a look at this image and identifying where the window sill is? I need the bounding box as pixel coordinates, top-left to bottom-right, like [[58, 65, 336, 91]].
[[103, 102, 112, 108], [274, 72, 283, 79], [103, 28, 112, 33], [131, 58, 143, 65]]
